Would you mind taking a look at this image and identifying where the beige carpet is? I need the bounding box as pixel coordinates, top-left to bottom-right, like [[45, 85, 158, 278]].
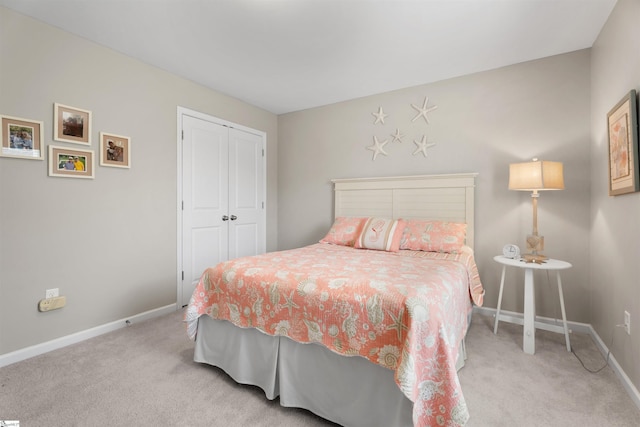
[[1, 309, 638, 426], [460, 315, 639, 426]]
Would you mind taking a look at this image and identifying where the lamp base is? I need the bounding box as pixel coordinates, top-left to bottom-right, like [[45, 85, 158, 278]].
[[524, 233, 546, 263], [521, 253, 547, 264], [526, 234, 544, 253]]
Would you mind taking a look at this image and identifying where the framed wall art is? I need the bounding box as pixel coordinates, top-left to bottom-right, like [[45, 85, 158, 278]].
[[54, 103, 92, 145], [0, 115, 44, 160], [48, 145, 94, 179], [607, 90, 639, 196], [99, 132, 130, 168]]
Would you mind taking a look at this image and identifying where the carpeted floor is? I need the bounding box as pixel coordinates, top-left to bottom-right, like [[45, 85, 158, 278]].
[[460, 315, 639, 426], [0, 309, 638, 426]]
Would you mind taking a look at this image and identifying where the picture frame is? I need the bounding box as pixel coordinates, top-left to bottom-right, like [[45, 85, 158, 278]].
[[0, 115, 44, 160], [48, 145, 94, 179], [100, 132, 131, 168], [54, 103, 92, 145], [607, 90, 639, 196]]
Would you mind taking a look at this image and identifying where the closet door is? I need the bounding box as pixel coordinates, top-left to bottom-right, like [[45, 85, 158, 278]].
[[228, 128, 265, 259], [180, 111, 266, 307], [182, 115, 229, 306]]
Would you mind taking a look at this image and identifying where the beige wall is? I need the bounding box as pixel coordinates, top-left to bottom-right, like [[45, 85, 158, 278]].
[[590, 0, 640, 394], [0, 7, 278, 355], [279, 50, 592, 327]]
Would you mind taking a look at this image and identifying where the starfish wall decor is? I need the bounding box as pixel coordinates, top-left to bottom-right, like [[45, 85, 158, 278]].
[[413, 135, 436, 157], [372, 106, 388, 124], [366, 136, 389, 160], [391, 128, 404, 143], [411, 96, 438, 123], [366, 96, 438, 160]]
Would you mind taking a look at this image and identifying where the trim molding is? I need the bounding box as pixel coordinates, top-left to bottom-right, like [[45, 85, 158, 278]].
[[588, 321, 640, 410], [0, 304, 177, 368], [474, 306, 640, 411]]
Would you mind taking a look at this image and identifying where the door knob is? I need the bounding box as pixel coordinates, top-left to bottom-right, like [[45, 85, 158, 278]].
[[222, 215, 229, 221], [230, 215, 238, 221]]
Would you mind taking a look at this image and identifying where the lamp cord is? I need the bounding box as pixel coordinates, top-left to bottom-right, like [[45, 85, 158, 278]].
[[544, 270, 612, 374], [572, 343, 611, 374]]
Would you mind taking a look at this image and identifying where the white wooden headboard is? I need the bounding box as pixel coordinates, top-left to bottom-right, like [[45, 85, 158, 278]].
[[332, 173, 478, 249]]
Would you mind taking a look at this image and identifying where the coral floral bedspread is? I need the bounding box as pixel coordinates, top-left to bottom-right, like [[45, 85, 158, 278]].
[[185, 243, 484, 427]]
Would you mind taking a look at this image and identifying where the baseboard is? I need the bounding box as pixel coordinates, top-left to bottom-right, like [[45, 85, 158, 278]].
[[473, 306, 640, 411], [588, 322, 640, 410], [0, 303, 177, 368]]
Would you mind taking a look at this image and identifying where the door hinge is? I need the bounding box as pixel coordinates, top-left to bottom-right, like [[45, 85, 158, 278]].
[[182, 271, 184, 280], [181, 130, 184, 140], [262, 148, 265, 157], [181, 200, 184, 210], [262, 201, 265, 209]]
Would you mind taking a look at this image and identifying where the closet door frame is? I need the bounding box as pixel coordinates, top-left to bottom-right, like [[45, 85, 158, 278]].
[[176, 106, 267, 308]]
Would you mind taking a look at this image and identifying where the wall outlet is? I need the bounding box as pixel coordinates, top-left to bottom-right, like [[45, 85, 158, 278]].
[[624, 310, 631, 335], [45, 288, 59, 298]]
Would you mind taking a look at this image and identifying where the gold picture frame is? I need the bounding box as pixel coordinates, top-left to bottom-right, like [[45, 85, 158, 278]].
[[607, 90, 639, 196], [54, 103, 92, 145], [0, 115, 44, 160], [48, 145, 94, 179], [100, 132, 131, 169]]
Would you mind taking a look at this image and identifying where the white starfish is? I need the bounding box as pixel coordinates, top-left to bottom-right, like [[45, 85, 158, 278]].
[[391, 128, 404, 143], [413, 135, 436, 157], [411, 97, 438, 123], [367, 136, 389, 160], [372, 107, 388, 124]]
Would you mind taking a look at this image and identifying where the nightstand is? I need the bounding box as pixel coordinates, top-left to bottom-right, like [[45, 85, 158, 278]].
[[493, 255, 572, 355]]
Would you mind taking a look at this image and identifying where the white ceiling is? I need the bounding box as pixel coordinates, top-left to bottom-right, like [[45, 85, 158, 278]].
[[1, 0, 617, 114]]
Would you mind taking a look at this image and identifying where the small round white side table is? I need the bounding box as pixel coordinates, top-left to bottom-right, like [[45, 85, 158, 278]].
[[493, 255, 572, 355]]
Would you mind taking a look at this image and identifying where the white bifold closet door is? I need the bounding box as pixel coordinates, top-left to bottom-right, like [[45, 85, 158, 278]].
[[181, 115, 264, 307]]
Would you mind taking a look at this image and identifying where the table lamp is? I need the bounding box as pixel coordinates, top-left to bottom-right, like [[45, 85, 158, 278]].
[[509, 158, 564, 263]]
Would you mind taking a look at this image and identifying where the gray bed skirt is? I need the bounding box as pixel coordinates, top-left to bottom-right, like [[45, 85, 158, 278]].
[[193, 315, 469, 427]]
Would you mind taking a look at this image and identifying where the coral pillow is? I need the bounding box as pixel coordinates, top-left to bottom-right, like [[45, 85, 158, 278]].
[[320, 217, 367, 246], [355, 217, 406, 252], [400, 219, 467, 253]]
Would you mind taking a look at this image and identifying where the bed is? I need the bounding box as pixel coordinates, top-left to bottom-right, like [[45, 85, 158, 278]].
[[185, 173, 484, 427]]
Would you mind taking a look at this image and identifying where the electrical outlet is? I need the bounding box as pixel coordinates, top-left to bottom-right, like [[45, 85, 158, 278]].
[[45, 288, 59, 298], [624, 310, 631, 335]]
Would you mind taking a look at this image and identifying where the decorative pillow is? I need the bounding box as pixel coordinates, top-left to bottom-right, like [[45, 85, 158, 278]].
[[400, 219, 467, 253], [354, 217, 406, 252], [320, 217, 367, 246]]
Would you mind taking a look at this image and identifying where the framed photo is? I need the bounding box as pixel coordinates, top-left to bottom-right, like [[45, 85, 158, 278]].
[[0, 115, 44, 160], [607, 90, 639, 196], [48, 145, 94, 179], [54, 103, 91, 145], [100, 132, 131, 168]]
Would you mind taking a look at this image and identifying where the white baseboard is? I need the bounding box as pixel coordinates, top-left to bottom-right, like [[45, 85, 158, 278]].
[[0, 303, 177, 368], [588, 322, 640, 410], [473, 306, 640, 411]]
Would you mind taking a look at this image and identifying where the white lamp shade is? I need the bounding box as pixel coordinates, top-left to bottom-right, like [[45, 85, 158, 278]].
[[509, 160, 564, 191]]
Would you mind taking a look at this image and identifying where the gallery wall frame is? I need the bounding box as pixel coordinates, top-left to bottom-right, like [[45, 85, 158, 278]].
[[48, 145, 95, 179], [607, 89, 639, 196], [54, 103, 92, 145], [99, 132, 131, 168], [0, 115, 44, 160]]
